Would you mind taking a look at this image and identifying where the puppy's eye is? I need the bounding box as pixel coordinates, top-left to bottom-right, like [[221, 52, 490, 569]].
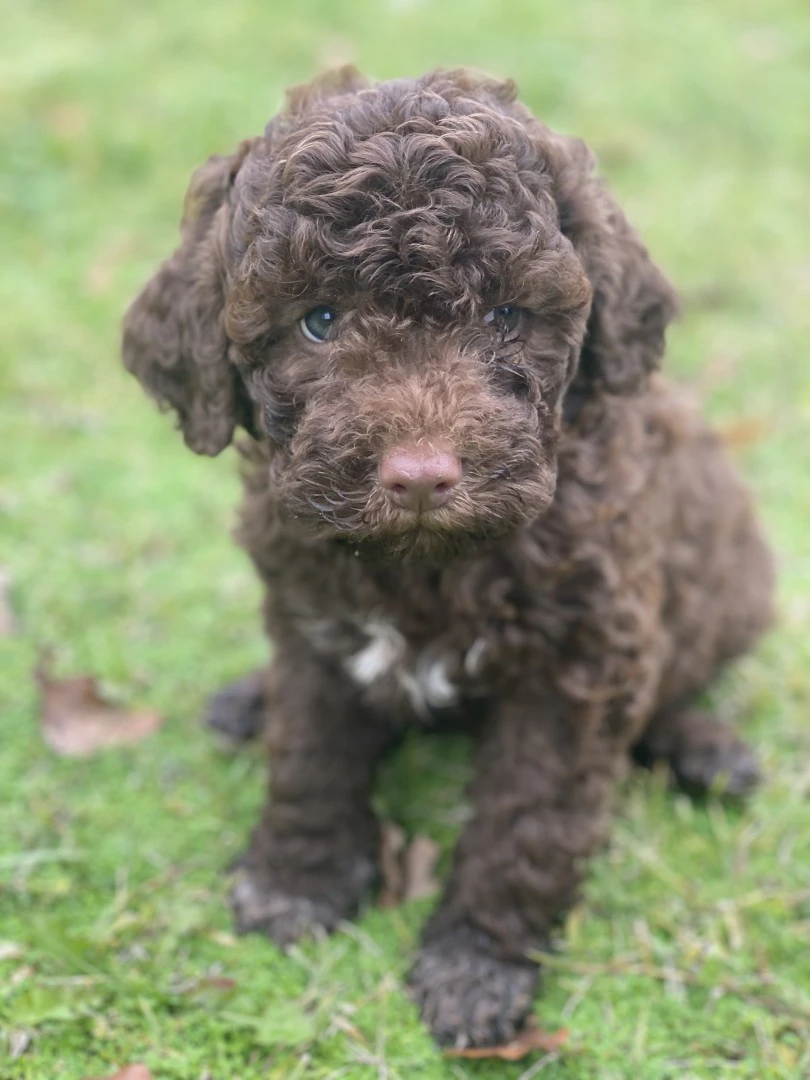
[[300, 306, 337, 343], [483, 304, 521, 334]]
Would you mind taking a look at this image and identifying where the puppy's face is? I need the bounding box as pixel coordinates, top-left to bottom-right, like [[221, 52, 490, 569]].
[[123, 69, 677, 561], [226, 82, 592, 559]]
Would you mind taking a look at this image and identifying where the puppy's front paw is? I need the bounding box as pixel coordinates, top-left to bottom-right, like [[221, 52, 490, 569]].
[[205, 671, 266, 745], [230, 848, 377, 947], [230, 866, 345, 946], [409, 927, 539, 1049]]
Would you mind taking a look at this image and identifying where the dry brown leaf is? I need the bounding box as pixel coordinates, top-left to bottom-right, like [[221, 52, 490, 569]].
[[85, 1067, 153, 1080], [378, 821, 407, 908], [35, 652, 162, 757], [444, 1018, 569, 1061], [718, 417, 769, 450], [378, 823, 440, 907], [0, 567, 16, 636], [401, 834, 440, 902], [176, 975, 237, 995]]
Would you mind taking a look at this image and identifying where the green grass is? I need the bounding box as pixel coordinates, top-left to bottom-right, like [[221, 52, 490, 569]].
[[2, 0, 809, 1076]]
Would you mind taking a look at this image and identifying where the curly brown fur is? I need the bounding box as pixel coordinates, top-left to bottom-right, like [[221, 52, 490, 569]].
[[123, 67, 774, 1047]]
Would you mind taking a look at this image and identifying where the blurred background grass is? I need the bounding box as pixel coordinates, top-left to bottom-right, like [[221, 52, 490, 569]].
[[1, 0, 809, 1077]]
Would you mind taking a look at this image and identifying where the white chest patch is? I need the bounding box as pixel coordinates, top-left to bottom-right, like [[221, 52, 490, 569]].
[[345, 620, 406, 686], [345, 619, 461, 714]]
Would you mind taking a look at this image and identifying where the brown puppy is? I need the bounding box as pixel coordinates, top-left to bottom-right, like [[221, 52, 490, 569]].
[[122, 67, 773, 1048]]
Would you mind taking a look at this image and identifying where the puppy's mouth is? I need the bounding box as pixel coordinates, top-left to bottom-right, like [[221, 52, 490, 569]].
[[280, 445, 558, 562], [315, 482, 548, 564], [337, 516, 516, 565], [364, 509, 480, 562]]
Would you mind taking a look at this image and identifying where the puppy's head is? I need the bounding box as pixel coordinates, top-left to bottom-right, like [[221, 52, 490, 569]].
[[123, 68, 678, 561]]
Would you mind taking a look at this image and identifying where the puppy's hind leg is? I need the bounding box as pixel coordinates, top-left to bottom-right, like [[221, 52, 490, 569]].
[[205, 670, 267, 745], [636, 460, 774, 798], [631, 705, 761, 797]]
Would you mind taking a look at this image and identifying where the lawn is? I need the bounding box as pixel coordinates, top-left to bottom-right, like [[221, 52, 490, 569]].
[[1, 0, 809, 1077]]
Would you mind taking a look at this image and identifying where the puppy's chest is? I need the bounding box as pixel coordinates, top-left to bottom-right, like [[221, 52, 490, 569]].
[[300, 611, 487, 716], [296, 576, 503, 716], [361, 617, 495, 714]]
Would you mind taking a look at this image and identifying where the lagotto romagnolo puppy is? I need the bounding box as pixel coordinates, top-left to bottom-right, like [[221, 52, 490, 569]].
[[122, 67, 774, 1048]]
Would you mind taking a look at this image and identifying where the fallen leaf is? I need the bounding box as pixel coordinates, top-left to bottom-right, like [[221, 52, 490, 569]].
[[0, 566, 16, 636], [718, 417, 769, 450], [85, 1067, 153, 1080], [378, 824, 440, 907], [401, 834, 440, 902], [378, 822, 407, 908], [199, 976, 238, 991], [175, 975, 237, 996], [35, 652, 162, 757], [444, 1018, 569, 1061]]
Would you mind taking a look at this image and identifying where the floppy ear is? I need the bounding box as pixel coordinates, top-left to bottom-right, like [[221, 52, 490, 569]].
[[122, 140, 258, 455], [550, 136, 680, 396]]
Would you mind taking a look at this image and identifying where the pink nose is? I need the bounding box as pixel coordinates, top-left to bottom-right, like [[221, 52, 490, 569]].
[[379, 442, 462, 512]]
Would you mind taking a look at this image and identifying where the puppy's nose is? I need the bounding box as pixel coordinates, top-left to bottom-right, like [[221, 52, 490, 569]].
[[379, 442, 462, 511]]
